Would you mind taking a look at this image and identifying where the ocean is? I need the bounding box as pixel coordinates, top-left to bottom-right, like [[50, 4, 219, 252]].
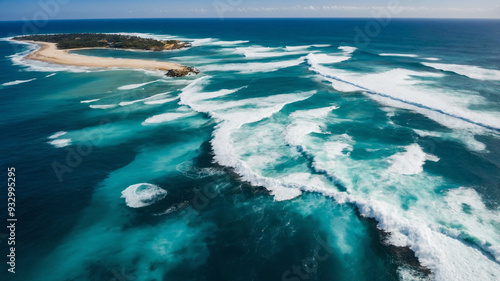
[[0, 18, 499, 281]]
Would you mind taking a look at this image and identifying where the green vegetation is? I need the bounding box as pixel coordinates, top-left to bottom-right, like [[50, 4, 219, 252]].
[[13, 33, 190, 51]]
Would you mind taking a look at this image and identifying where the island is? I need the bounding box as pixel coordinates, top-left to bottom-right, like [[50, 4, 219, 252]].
[[11, 33, 199, 77]]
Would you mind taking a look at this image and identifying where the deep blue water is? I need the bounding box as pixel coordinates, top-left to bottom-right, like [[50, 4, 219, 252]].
[[0, 18, 499, 281]]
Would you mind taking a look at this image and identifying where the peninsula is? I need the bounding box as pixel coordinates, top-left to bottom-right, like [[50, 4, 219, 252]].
[[12, 34, 199, 77]]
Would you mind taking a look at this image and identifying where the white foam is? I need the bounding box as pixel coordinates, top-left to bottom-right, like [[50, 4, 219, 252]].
[[169, 55, 222, 65], [201, 87, 247, 100], [117, 80, 162, 90], [80, 98, 101, 103], [338, 46, 357, 54], [284, 120, 323, 147], [329, 78, 361, 92], [422, 62, 500, 81], [442, 187, 500, 262], [413, 129, 441, 138], [7, 40, 95, 73], [279, 91, 500, 281], [397, 266, 429, 281], [142, 112, 194, 125], [412, 220, 500, 281], [388, 144, 438, 175], [312, 44, 332, 48], [179, 86, 246, 106], [23, 60, 95, 73], [324, 140, 353, 158], [48, 131, 67, 139], [45, 73, 56, 77], [1, 78, 36, 86], [180, 36, 246, 47], [119, 100, 142, 106], [414, 129, 487, 152], [118, 92, 171, 106], [205, 40, 249, 46], [137, 69, 173, 77], [302, 160, 500, 280], [190, 38, 215, 46], [89, 104, 117, 109], [235, 46, 278, 52], [307, 61, 500, 132], [179, 77, 316, 201], [48, 138, 72, 148], [162, 79, 192, 85], [423, 57, 440, 61], [284, 110, 500, 280], [380, 53, 419, 58], [285, 106, 337, 147], [235, 46, 310, 59], [306, 53, 350, 65], [291, 106, 338, 119], [425, 154, 440, 162], [120, 183, 167, 208], [173, 73, 500, 280], [212, 126, 305, 201], [305, 47, 355, 68], [201, 57, 305, 74], [285, 45, 312, 51], [306, 54, 358, 92], [144, 96, 178, 105], [453, 131, 487, 151]]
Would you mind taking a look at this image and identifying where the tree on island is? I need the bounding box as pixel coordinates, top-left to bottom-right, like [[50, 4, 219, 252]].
[[13, 33, 190, 51]]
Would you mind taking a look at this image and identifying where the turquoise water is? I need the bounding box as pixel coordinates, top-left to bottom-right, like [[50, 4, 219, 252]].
[[0, 19, 499, 281]]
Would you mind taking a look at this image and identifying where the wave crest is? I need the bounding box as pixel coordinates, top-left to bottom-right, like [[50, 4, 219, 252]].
[[121, 183, 167, 208]]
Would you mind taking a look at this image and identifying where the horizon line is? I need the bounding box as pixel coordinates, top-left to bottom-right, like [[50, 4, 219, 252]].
[[1, 16, 500, 23]]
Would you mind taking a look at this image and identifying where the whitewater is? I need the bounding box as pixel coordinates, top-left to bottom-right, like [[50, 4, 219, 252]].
[[1, 19, 499, 281]]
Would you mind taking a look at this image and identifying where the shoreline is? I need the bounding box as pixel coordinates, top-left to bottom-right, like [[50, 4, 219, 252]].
[[12, 39, 194, 74]]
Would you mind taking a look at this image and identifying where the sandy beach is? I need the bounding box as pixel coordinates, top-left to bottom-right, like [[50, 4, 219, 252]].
[[18, 40, 187, 72]]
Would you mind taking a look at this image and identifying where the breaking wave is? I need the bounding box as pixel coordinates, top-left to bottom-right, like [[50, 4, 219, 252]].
[[121, 183, 168, 208]]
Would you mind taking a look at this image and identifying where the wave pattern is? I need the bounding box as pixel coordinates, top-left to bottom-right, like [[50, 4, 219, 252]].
[[306, 59, 500, 132], [7, 29, 500, 281]]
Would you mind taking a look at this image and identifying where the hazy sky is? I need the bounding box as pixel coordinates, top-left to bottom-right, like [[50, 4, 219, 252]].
[[1, 0, 499, 21]]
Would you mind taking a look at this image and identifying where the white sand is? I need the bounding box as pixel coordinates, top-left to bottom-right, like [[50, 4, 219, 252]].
[[19, 40, 186, 72]]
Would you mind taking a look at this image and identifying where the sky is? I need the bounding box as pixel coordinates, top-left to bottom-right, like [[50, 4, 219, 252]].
[[0, 0, 499, 21]]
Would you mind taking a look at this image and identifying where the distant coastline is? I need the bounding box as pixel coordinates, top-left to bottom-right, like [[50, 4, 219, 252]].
[[11, 34, 199, 77]]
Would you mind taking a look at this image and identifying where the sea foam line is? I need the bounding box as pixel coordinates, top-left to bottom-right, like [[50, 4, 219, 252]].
[[117, 79, 163, 90], [178, 76, 316, 201], [119, 92, 172, 106], [177, 77, 500, 280], [284, 106, 348, 191], [307, 64, 500, 133], [422, 62, 500, 81], [380, 53, 418, 58], [80, 98, 101, 103], [48, 131, 67, 139], [282, 107, 500, 280], [1, 78, 37, 86]]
